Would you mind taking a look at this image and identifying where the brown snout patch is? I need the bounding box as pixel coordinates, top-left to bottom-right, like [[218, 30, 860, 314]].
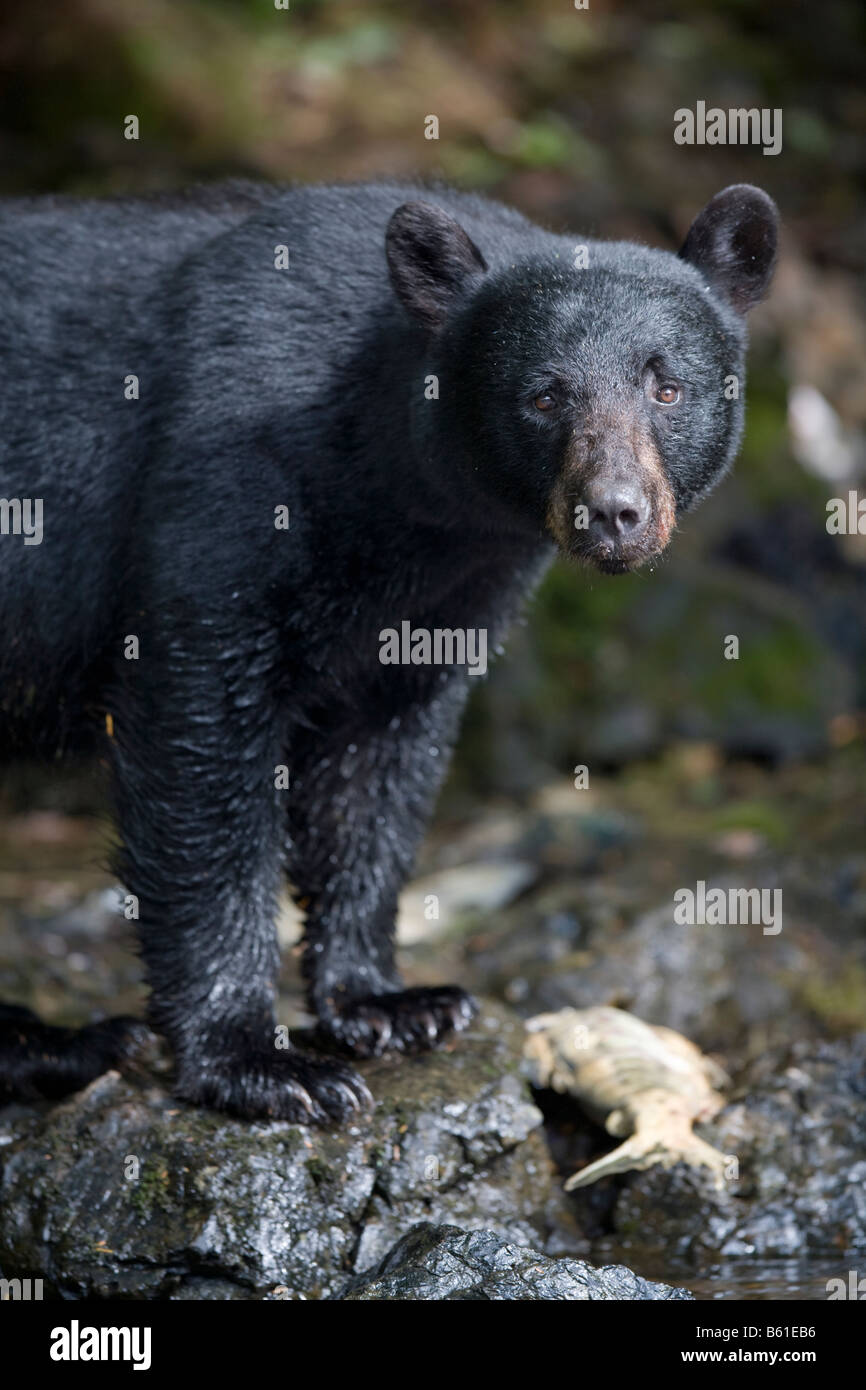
[[547, 413, 676, 571]]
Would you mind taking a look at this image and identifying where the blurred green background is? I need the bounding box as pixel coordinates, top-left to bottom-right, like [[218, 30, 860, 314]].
[[1, 0, 864, 799]]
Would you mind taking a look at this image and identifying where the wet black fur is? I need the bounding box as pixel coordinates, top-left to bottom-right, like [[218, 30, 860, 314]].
[[0, 180, 777, 1121]]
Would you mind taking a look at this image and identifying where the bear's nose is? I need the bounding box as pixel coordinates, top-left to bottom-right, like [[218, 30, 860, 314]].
[[585, 483, 650, 542]]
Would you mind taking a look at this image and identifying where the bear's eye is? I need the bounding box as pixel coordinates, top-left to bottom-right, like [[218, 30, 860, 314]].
[[655, 384, 680, 405], [533, 392, 557, 412]]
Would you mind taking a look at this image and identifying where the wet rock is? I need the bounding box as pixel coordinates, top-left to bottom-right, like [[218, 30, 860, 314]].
[[519, 890, 817, 1050], [280, 859, 539, 951], [0, 1002, 582, 1300], [337, 1222, 692, 1300], [397, 860, 538, 945], [596, 1036, 866, 1261], [465, 858, 866, 1058]]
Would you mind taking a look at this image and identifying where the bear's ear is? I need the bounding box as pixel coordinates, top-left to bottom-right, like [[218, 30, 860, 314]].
[[678, 185, 778, 314], [386, 200, 488, 332]]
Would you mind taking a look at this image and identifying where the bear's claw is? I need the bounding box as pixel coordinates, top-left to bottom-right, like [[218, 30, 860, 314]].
[[320, 985, 479, 1059], [176, 1048, 373, 1125]]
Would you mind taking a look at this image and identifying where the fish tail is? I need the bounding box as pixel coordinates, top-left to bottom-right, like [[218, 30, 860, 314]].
[[563, 1135, 651, 1190], [563, 1130, 729, 1191]]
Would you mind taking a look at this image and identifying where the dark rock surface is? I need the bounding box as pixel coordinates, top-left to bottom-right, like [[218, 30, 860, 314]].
[[460, 827, 866, 1061], [337, 1222, 692, 1300], [2, 751, 864, 1299], [0, 1002, 586, 1299], [569, 1036, 866, 1263]]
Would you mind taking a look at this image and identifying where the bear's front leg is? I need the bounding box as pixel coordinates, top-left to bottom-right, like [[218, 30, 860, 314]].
[[109, 623, 371, 1124], [287, 686, 478, 1058]]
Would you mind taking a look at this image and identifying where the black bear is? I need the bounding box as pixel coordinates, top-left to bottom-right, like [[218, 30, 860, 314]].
[[0, 180, 777, 1122]]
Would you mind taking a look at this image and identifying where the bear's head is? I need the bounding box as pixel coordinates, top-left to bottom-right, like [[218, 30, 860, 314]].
[[386, 186, 778, 574]]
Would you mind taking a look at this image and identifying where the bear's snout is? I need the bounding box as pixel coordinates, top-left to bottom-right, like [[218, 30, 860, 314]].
[[546, 433, 677, 574], [583, 478, 651, 544]]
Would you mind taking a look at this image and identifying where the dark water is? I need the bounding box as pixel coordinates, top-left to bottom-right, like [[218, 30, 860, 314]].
[[685, 1258, 854, 1302], [627, 1254, 851, 1301], [586, 1233, 858, 1300]]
